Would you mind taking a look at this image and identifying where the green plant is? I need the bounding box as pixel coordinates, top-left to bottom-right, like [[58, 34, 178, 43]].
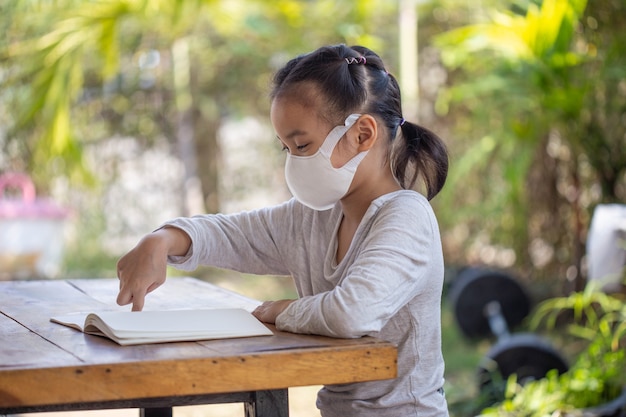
[[479, 282, 626, 416], [433, 0, 626, 291], [530, 283, 626, 351], [480, 343, 625, 416]]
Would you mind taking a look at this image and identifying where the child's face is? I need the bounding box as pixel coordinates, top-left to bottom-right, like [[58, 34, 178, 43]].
[[270, 96, 360, 168], [271, 96, 329, 156]]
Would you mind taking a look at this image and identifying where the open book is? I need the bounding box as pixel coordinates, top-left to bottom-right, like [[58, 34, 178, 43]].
[[51, 308, 273, 346]]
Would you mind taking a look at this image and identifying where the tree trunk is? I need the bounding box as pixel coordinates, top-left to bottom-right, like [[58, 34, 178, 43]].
[[172, 38, 206, 216], [193, 101, 221, 214]]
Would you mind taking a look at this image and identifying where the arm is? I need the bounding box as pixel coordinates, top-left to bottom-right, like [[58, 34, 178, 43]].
[[276, 196, 444, 338], [164, 202, 299, 275], [116, 226, 191, 311], [117, 201, 300, 311]]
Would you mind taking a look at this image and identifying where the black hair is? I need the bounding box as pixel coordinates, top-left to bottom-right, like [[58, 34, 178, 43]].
[[271, 44, 448, 200]]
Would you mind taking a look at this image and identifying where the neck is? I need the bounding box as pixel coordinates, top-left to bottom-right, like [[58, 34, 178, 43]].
[[340, 173, 401, 223]]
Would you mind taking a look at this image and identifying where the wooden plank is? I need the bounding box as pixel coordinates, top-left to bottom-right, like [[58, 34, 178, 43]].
[[0, 313, 79, 368], [0, 280, 110, 369], [0, 280, 110, 314], [0, 342, 396, 409], [0, 280, 223, 368], [198, 324, 392, 354], [1, 278, 389, 357]]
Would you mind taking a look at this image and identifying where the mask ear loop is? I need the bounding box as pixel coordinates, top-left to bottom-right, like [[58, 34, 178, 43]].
[[318, 114, 362, 158], [344, 113, 361, 126], [336, 114, 369, 172]]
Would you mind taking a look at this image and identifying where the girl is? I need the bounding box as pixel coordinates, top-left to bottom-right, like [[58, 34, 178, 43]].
[[117, 44, 449, 417]]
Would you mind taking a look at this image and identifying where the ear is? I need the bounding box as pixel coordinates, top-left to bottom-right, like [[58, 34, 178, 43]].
[[351, 114, 378, 152]]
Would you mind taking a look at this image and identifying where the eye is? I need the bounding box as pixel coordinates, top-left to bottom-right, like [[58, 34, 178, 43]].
[[296, 143, 309, 151], [276, 136, 289, 152]]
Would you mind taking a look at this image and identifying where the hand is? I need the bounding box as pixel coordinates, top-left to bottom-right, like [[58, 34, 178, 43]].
[[252, 299, 295, 324], [116, 227, 190, 311]]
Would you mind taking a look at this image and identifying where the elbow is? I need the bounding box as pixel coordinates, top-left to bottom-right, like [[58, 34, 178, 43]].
[[324, 312, 381, 339]]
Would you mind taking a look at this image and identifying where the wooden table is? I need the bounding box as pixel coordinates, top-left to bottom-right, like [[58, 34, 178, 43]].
[[0, 277, 397, 417]]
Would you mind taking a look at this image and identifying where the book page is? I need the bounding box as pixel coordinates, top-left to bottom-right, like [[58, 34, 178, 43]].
[[51, 312, 91, 332], [52, 309, 273, 345], [90, 309, 271, 337]]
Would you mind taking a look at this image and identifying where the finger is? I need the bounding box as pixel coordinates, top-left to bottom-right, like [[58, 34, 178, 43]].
[[116, 286, 132, 306], [127, 284, 147, 311], [252, 305, 266, 320], [146, 281, 162, 295], [131, 295, 145, 312], [117, 279, 147, 309]]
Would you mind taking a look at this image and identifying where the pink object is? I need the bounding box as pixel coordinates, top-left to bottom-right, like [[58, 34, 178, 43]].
[[0, 172, 67, 219], [0, 172, 68, 278]]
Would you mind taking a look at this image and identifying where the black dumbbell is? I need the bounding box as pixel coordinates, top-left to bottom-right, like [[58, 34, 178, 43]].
[[448, 267, 569, 398]]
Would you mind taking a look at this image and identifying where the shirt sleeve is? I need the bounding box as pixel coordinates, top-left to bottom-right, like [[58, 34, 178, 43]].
[[275, 195, 443, 338], [163, 201, 296, 276]]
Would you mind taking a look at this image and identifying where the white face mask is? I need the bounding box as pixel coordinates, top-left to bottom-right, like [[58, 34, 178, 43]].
[[285, 113, 368, 210]]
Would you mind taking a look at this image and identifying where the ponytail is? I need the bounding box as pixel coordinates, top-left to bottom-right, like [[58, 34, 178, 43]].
[[394, 121, 448, 200]]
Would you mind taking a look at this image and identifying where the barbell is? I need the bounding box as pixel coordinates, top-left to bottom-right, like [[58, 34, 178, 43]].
[[448, 267, 569, 399]]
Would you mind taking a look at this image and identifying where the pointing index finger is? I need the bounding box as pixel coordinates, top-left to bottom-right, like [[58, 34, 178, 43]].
[[131, 295, 145, 312], [117, 281, 147, 312]]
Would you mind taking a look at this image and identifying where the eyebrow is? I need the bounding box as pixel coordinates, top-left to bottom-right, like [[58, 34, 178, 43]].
[[283, 129, 307, 141]]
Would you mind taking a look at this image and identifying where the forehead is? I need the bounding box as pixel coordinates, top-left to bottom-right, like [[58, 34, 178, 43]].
[[270, 93, 326, 133], [271, 96, 311, 122], [270, 82, 335, 125]]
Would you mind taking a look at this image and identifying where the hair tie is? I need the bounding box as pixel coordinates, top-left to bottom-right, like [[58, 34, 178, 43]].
[[399, 118, 406, 126], [345, 56, 366, 65]]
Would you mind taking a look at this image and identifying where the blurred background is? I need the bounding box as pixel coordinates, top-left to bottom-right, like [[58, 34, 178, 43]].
[[1, 0, 625, 416]]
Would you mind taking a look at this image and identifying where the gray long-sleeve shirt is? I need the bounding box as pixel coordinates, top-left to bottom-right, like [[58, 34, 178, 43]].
[[166, 190, 448, 417]]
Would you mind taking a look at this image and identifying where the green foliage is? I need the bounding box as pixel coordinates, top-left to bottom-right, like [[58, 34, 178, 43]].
[[437, 0, 586, 69], [481, 283, 626, 416], [1, 0, 225, 184], [431, 0, 626, 284], [1, 0, 395, 191], [433, 1, 591, 255], [480, 339, 625, 416], [530, 283, 625, 349], [434, 0, 589, 179]]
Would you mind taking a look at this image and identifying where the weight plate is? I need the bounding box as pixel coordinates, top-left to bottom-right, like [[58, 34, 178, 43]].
[[477, 333, 569, 396], [448, 267, 531, 339]]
